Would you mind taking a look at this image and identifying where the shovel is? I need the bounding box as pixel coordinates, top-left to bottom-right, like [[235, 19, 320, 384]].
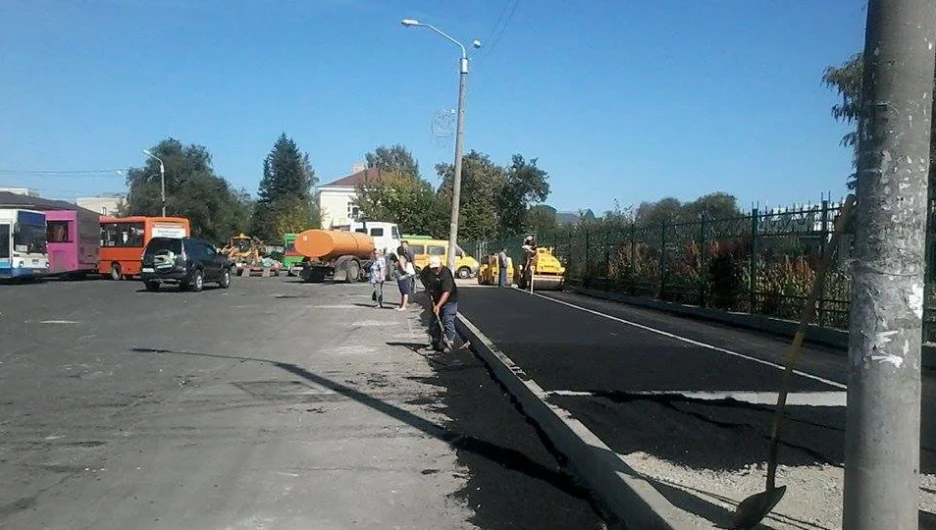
[[434, 311, 471, 352], [730, 194, 855, 530]]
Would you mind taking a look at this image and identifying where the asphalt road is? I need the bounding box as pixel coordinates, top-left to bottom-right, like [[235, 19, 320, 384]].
[[0, 276, 607, 530], [455, 287, 936, 523]]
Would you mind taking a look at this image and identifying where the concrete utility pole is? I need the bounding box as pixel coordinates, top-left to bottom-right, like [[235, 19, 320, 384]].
[[142, 149, 166, 217], [843, 1, 935, 528], [401, 19, 480, 271], [448, 53, 469, 272]]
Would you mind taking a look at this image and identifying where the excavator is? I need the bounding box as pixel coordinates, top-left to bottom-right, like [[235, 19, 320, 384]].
[[221, 233, 267, 275]]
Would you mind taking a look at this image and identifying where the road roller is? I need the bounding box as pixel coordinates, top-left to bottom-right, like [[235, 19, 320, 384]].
[[515, 246, 565, 291], [477, 254, 515, 286]]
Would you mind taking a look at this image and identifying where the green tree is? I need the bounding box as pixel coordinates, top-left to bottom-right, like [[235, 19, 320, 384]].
[[634, 197, 683, 226], [681, 192, 742, 220], [355, 171, 447, 237], [821, 53, 865, 189], [365, 144, 420, 180], [436, 151, 507, 241], [497, 154, 551, 237], [526, 204, 559, 237], [125, 138, 251, 243], [822, 52, 936, 190], [251, 133, 321, 240]]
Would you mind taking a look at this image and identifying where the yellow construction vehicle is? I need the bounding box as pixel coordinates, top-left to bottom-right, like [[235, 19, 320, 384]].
[[516, 246, 565, 291], [477, 254, 515, 286], [221, 233, 268, 275]]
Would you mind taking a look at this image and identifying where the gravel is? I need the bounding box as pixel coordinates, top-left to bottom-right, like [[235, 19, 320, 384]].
[[621, 451, 936, 530]]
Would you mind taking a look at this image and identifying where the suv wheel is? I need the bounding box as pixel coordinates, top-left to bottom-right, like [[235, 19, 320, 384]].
[[219, 269, 231, 289], [457, 266, 471, 279], [191, 269, 204, 292], [144, 280, 160, 292]]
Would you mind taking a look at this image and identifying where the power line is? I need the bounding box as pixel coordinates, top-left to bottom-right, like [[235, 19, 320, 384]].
[[484, 0, 513, 43], [0, 168, 126, 175], [478, 0, 521, 64]]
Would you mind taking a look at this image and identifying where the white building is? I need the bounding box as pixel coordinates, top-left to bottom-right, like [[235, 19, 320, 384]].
[[317, 167, 384, 230], [0, 187, 40, 197], [76, 195, 125, 216]]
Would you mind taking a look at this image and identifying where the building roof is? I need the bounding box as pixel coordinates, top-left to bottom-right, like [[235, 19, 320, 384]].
[[320, 167, 384, 188], [0, 191, 97, 215]]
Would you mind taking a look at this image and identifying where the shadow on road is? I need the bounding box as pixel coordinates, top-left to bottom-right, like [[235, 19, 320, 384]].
[[129, 346, 593, 503]]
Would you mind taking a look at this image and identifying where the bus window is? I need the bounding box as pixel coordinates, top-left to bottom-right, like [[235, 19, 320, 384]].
[[14, 221, 47, 254], [411, 244, 425, 254], [0, 224, 9, 258], [101, 222, 145, 247], [427, 245, 445, 256], [391, 226, 400, 239], [47, 221, 71, 243], [370, 228, 384, 237]]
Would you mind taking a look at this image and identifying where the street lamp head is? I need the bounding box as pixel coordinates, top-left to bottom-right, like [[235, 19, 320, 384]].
[[472, 39, 482, 49], [401, 18, 420, 27], [142, 148, 153, 156]]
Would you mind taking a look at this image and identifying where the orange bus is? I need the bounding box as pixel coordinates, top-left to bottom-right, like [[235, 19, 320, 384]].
[[98, 216, 191, 279]]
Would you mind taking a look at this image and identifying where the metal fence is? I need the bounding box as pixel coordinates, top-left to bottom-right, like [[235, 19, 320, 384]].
[[467, 198, 936, 342]]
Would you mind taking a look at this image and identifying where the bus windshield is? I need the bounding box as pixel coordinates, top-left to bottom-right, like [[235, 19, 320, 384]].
[[14, 222, 47, 254]]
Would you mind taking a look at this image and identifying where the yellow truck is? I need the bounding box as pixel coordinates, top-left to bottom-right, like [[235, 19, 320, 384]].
[[406, 238, 480, 279]]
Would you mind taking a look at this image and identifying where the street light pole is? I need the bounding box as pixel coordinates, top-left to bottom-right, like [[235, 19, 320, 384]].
[[142, 149, 166, 217], [843, 0, 935, 528], [449, 51, 469, 273], [401, 19, 479, 272]]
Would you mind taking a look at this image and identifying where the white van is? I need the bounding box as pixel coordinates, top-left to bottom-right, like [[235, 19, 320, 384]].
[[350, 221, 401, 256]]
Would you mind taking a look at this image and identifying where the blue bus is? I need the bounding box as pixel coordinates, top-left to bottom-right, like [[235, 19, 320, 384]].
[[0, 208, 49, 279]]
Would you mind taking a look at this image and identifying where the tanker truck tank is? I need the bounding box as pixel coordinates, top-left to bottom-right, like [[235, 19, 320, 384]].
[[295, 229, 378, 283]]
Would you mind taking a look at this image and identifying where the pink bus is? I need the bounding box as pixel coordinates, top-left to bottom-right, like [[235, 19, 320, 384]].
[[44, 208, 100, 278]]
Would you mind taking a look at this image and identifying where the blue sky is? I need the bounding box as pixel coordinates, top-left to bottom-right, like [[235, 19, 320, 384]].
[[0, 0, 866, 214]]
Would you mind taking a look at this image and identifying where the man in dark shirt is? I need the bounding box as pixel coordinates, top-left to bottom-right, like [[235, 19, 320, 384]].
[[419, 255, 459, 352]]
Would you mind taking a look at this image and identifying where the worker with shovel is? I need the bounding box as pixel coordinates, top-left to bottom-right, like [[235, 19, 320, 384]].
[[419, 255, 459, 353]]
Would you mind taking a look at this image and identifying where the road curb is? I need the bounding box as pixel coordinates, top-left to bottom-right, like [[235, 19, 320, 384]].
[[455, 313, 700, 530], [570, 286, 936, 370]]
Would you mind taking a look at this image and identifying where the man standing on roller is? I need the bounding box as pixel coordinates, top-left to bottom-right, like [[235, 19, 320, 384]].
[[419, 255, 459, 353]]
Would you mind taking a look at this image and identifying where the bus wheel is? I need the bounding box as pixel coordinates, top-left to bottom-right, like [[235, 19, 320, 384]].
[[457, 266, 471, 279], [110, 263, 123, 281]]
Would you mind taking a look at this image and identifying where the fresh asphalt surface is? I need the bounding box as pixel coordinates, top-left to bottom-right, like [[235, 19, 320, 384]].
[[456, 287, 936, 514], [0, 276, 606, 530]]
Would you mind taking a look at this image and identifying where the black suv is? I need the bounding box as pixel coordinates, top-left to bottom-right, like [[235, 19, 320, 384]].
[[140, 237, 232, 292]]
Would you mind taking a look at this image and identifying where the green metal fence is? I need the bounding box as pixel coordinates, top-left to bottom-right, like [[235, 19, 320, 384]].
[[468, 199, 936, 342]]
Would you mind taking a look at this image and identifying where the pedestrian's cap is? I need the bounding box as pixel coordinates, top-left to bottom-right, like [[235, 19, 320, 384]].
[[429, 256, 441, 268]]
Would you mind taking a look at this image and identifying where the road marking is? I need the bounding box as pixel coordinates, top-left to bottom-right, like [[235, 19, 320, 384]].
[[548, 389, 847, 407], [530, 292, 847, 390], [37, 320, 80, 324]]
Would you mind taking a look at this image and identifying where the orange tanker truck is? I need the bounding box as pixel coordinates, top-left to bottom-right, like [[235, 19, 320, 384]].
[[294, 228, 380, 283]]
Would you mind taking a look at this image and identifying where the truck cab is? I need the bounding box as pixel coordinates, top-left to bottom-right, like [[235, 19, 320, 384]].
[[350, 221, 401, 256]]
